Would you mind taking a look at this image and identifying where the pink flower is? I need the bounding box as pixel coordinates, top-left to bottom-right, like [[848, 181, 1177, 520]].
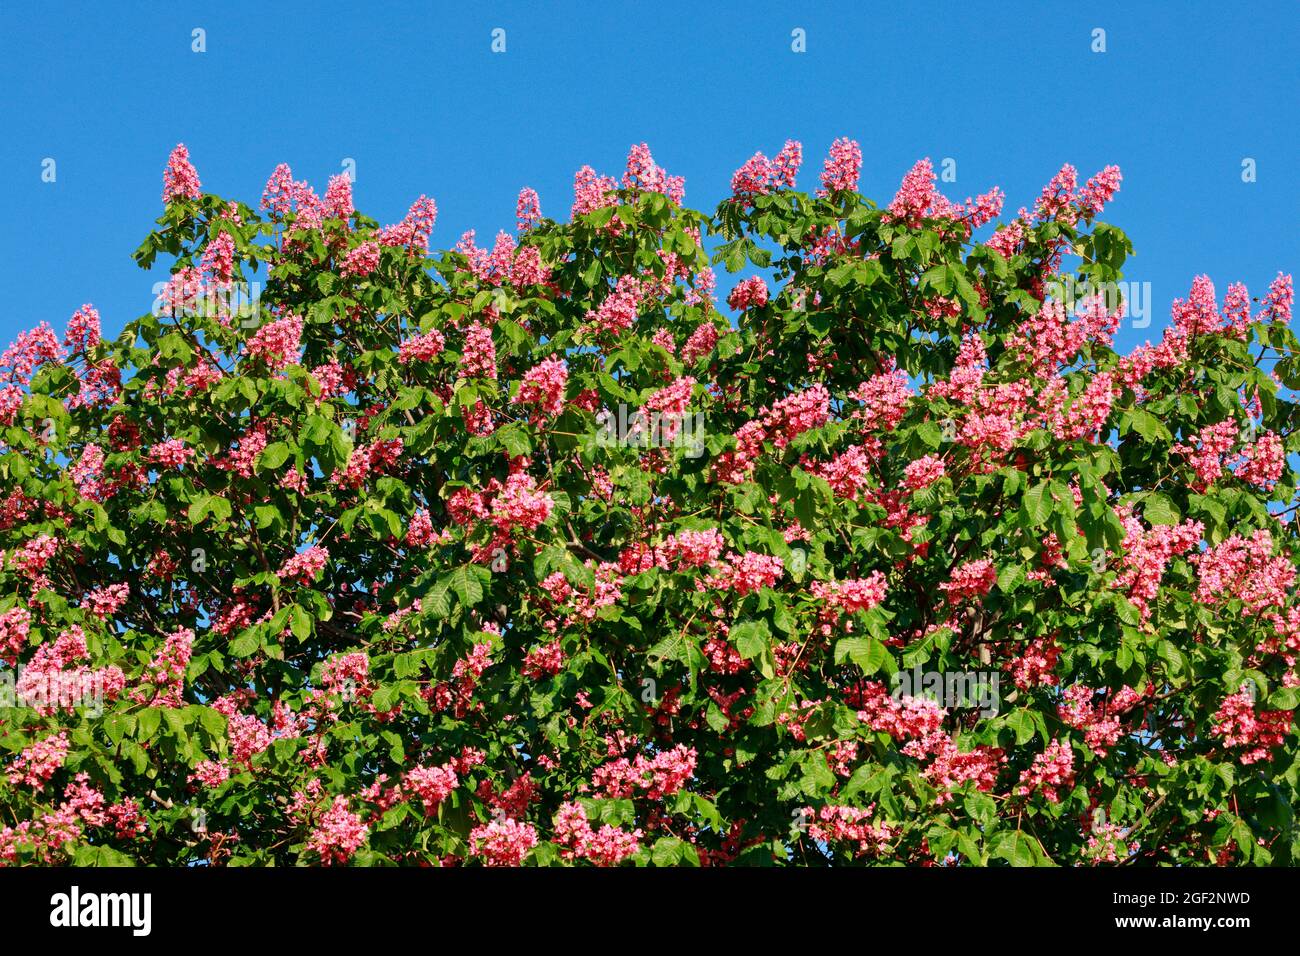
[[7, 732, 69, 789], [148, 439, 193, 470], [551, 802, 642, 866], [727, 276, 769, 311], [812, 572, 888, 613], [63, 304, 101, 353], [516, 187, 542, 231], [1260, 272, 1294, 325], [522, 641, 565, 679], [1193, 529, 1294, 612], [199, 231, 236, 288], [571, 165, 617, 218], [818, 137, 862, 195], [1034, 164, 1078, 222], [1078, 165, 1122, 216], [460, 323, 497, 379], [1171, 419, 1239, 488], [278, 546, 329, 584], [190, 760, 230, 789], [227, 713, 273, 767], [406, 508, 434, 547], [490, 472, 554, 534], [514, 358, 568, 419], [1232, 430, 1283, 489], [307, 796, 369, 865], [378, 196, 438, 254], [324, 174, 354, 220], [622, 143, 685, 204], [0, 606, 32, 666], [1017, 740, 1076, 803], [403, 764, 459, 814], [139, 627, 193, 707], [805, 804, 894, 857], [341, 241, 380, 278], [585, 275, 642, 339], [470, 818, 538, 866], [730, 140, 803, 199], [764, 384, 831, 448], [1211, 686, 1290, 765], [397, 328, 446, 364], [902, 455, 945, 490], [940, 558, 997, 602], [680, 323, 719, 365], [245, 313, 304, 370], [711, 551, 784, 596], [162, 144, 201, 202]]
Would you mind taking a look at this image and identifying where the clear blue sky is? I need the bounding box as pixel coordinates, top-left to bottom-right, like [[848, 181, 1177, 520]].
[[0, 0, 1295, 354]]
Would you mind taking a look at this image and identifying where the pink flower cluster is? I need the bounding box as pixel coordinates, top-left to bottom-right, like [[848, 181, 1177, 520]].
[[727, 276, 769, 311], [572, 165, 618, 218], [307, 796, 369, 865], [585, 275, 643, 339], [148, 439, 193, 470], [811, 572, 888, 613], [397, 328, 446, 364], [341, 241, 380, 278], [278, 546, 329, 584], [1193, 529, 1295, 613], [0, 605, 32, 665], [245, 313, 304, 371], [804, 804, 894, 857], [1232, 430, 1284, 490], [516, 187, 542, 231], [1057, 685, 1143, 756], [818, 137, 862, 195], [83, 582, 128, 621], [7, 732, 70, 789], [1114, 508, 1203, 619], [514, 357, 568, 419], [680, 322, 720, 365], [1171, 419, 1240, 488], [730, 140, 802, 199], [490, 471, 555, 535], [1016, 740, 1076, 803], [161, 144, 201, 202], [522, 641, 565, 679], [886, 158, 1003, 231], [64, 304, 102, 353], [470, 817, 538, 866], [622, 143, 685, 205], [851, 683, 946, 741], [592, 744, 697, 800], [138, 627, 194, 708], [403, 763, 459, 814], [336, 438, 404, 490], [553, 802, 643, 866], [459, 323, 497, 379], [940, 558, 997, 602], [378, 196, 439, 254], [902, 454, 945, 490], [1211, 687, 1291, 765], [710, 551, 784, 596]]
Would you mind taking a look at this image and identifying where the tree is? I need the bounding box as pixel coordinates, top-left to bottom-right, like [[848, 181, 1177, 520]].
[[0, 139, 1295, 866]]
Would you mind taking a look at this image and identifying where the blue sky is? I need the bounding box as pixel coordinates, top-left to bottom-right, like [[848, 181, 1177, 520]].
[[0, 0, 1295, 353]]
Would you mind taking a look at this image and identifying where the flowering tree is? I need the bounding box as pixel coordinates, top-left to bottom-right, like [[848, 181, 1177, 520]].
[[0, 138, 1296, 867]]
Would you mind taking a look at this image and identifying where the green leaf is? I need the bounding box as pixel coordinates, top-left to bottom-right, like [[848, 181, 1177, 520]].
[[450, 566, 484, 609], [833, 636, 888, 675], [1021, 481, 1053, 527], [258, 442, 291, 471], [731, 619, 774, 679]]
